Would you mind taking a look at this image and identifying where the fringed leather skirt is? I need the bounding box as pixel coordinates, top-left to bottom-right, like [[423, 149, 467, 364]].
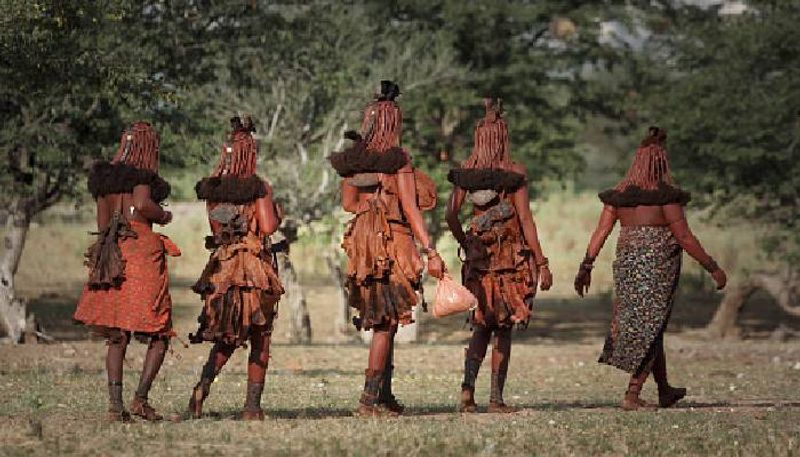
[[191, 232, 284, 346], [342, 198, 423, 331], [462, 201, 537, 328]]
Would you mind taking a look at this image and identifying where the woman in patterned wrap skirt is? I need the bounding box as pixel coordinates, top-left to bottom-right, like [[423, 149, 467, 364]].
[[574, 127, 727, 410]]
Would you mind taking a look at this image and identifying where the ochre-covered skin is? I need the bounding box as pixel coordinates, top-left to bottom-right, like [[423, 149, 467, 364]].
[[447, 170, 551, 327], [446, 98, 552, 413], [574, 127, 727, 410], [75, 131, 177, 337], [188, 118, 282, 421], [74, 121, 176, 422], [336, 82, 444, 416]]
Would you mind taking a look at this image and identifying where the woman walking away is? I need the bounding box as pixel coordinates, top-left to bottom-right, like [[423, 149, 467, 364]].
[[574, 127, 727, 410], [445, 98, 552, 413], [188, 116, 284, 421], [75, 121, 180, 421], [329, 80, 445, 416]]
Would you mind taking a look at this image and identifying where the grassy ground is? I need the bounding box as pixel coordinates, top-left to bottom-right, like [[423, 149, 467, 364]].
[[1, 338, 799, 456], [2, 192, 799, 455]]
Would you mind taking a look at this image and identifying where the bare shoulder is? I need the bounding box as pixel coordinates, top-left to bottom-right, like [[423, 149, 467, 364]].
[[661, 203, 685, 223], [261, 177, 273, 194], [509, 162, 528, 177]]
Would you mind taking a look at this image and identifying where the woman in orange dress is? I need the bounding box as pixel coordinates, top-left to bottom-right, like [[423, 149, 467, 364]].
[[329, 81, 445, 416], [445, 99, 553, 413], [574, 127, 727, 410], [75, 121, 180, 421], [187, 117, 284, 421]]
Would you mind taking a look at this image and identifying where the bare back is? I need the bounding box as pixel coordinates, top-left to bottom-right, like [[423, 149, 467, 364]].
[[96, 193, 150, 230], [616, 205, 672, 227]]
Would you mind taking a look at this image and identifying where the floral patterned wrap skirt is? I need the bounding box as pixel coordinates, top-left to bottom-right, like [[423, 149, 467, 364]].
[[599, 225, 682, 373]]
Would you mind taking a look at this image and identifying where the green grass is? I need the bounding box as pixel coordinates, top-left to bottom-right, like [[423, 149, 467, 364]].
[[0, 339, 799, 456]]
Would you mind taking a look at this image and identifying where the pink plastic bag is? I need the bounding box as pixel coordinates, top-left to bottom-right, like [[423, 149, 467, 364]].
[[432, 274, 478, 318]]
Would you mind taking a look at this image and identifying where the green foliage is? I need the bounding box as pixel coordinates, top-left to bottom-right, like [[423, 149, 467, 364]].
[[621, 2, 800, 260], [0, 1, 221, 213], [0, 1, 142, 212], [178, 3, 465, 230], [391, 1, 635, 187]]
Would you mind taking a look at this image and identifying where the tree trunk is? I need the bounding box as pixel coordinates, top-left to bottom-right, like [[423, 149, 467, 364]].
[[325, 250, 358, 342], [705, 270, 800, 340], [275, 248, 311, 344], [705, 280, 757, 340], [0, 203, 31, 344]]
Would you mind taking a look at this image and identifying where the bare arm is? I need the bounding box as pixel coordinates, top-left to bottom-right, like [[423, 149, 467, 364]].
[[341, 180, 361, 213], [510, 167, 553, 290], [396, 166, 445, 278], [585, 205, 618, 259], [664, 204, 727, 289], [132, 184, 170, 225], [206, 202, 219, 233], [95, 197, 110, 231], [397, 167, 433, 250], [663, 204, 715, 268], [254, 183, 279, 236], [445, 187, 467, 247], [574, 204, 617, 297], [511, 179, 547, 265]]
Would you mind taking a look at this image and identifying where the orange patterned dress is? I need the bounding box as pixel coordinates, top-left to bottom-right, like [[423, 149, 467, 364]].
[[74, 162, 179, 337], [74, 218, 180, 336]]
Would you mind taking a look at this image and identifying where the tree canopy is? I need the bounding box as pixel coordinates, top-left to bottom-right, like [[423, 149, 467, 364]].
[[620, 1, 800, 261]]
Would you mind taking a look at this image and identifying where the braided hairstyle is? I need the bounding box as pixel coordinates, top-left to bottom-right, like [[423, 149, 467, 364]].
[[462, 98, 511, 169], [361, 80, 402, 153], [614, 126, 674, 191], [212, 116, 258, 177], [111, 121, 160, 172]]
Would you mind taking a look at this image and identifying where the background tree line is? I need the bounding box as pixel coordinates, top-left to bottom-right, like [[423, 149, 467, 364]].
[[1, 0, 797, 343]]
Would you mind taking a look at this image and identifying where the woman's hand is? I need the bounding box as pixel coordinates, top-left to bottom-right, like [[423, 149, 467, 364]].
[[158, 210, 173, 226], [712, 268, 727, 290], [574, 254, 595, 297], [574, 267, 592, 297], [426, 251, 445, 280], [539, 265, 553, 291]]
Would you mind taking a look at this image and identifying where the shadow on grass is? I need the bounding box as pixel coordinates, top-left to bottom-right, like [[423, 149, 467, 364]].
[[180, 399, 800, 422], [269, 368, 364, 377], [422, 286, 800, 343], [408, 401, 619, 415], [678, 401, 800, 409], [180, 408, 356, 421]]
